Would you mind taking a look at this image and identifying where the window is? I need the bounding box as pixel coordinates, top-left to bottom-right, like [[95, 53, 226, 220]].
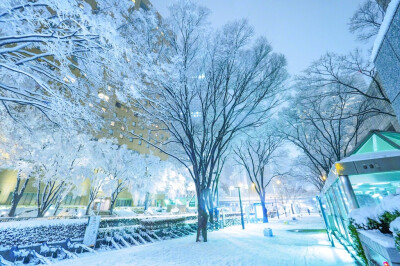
[[110, 121, 115, 126], [123, 117, 127, 123], [129, 138, 133, 142], [64, 195, 73, 205], [115, 101, 122, 108], [73, 196, 82, 205], [116, 199, 132, 207], [109, 129, 113, 135], [119, 133, 123, 139], [121, 126, 125, 131], [132, 122, 136, 127], [101, 107, 106, 112], [138, 140, 142, 145]]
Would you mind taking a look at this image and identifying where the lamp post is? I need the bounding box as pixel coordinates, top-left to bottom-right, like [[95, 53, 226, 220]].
[[230, 185, 245, 230], [273, 180, 281, 220]]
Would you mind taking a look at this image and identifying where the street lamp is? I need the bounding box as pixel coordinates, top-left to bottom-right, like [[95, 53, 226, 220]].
[[230, 185, 245, 230], [273, 180, 281, 219]]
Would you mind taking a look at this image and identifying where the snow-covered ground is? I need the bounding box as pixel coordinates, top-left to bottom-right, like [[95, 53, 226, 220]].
[[55, 214, 354, 266]]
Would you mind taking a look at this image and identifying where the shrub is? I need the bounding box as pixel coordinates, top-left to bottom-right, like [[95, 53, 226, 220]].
[[99, 217, 140, 228], [348, 220, 368, 265], [0, 219, 87, 250]]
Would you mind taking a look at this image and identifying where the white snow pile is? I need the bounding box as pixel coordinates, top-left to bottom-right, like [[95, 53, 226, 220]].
[[359, 229, 396, 248], [349, 194, 400, 228], [390, 217, 400, 234], [0, 218, 88, 250], [371, 0, 400, 62], [348, 206, 379, 228], [0, 218, 87, 229]]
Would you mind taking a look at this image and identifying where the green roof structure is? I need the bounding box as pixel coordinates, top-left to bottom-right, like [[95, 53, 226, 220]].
[[351, 131, 400, 155]]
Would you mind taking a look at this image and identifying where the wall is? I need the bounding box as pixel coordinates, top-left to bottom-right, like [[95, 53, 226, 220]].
[[374, 3, 400, 121]]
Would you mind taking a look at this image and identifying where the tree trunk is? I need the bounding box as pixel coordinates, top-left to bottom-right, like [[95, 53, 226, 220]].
[[207, 190, 215, 225], [109, 198, 116, 215], [260, 200, 269, 223], [144, 192, 150, 211], [8, 199, 19, 217], [291, 203, 295, 215], [37, 209, 44, 218], [53, 200, 61, 216], [85, 200, 93, 216], [8, 177, 29, 217], [196, 191, 208, 242]]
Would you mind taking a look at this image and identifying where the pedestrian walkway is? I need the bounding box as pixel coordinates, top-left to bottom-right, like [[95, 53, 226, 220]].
[[56, 214, 355, 266]]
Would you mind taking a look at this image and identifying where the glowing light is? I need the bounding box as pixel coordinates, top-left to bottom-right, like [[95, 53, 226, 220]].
[[335, 163, 344, 175], [98, 93, 109, 102], [276, 180, 281, 185]]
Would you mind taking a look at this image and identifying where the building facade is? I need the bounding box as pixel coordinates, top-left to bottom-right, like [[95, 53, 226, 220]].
[[372, 0, 400, 121]]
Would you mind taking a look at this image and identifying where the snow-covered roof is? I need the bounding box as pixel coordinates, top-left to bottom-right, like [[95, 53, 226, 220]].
[[371, 0, 400, 62], [339, 149, 400, 163]]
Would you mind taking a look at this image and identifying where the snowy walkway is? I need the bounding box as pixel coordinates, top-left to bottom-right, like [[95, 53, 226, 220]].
[[56, 214, 355, 266]]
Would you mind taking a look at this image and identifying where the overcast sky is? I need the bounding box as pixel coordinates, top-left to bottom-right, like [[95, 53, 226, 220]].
[[150, 0, 370, 76]]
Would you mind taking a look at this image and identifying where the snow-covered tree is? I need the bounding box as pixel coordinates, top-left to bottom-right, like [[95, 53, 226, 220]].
[[349, 0, 386, 41], [33, 131, 88, 217], [99, 140, 145, 215], [0, 0, 138, 129], [299, 51, 395, 118], [0, 107, 53, 217], [121, 1, 288, 242], [235, 131, 284, 222], [281, 79, 371, 191], [77, 139, 110, 216]]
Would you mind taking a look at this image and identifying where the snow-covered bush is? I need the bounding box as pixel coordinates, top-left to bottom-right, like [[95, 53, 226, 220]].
[[348, 221, 368, 265], [0, 219, 87, 250], [99, 217, 141, 228], [140, 217, 187, 230], [349, 194, 400, 233], [348, 193, 400, 260], [390, 217, 400, 251]]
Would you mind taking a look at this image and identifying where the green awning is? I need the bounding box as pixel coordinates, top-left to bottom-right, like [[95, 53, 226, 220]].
[[351, 131, 400, 155]]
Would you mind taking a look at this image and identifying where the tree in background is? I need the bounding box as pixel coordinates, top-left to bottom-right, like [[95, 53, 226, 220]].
[[33, 131, 88, 218], [99, 140, 146, 215], [281, 80, 369, 191], [349, 0, 386, 41], [234, 131, 284, 223]]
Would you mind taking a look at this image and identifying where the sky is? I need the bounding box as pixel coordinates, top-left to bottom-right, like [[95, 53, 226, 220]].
[[150, 0, 370, 76]]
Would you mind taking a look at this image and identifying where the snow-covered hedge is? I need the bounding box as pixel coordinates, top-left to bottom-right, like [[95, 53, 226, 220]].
[[99, 217, 141, 228], [349, 194, 400, 255], [140, 217, 187, 230], [390, 217, 400, 251], [349, 194, 400, 233], [0, 219, 87, 250]]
